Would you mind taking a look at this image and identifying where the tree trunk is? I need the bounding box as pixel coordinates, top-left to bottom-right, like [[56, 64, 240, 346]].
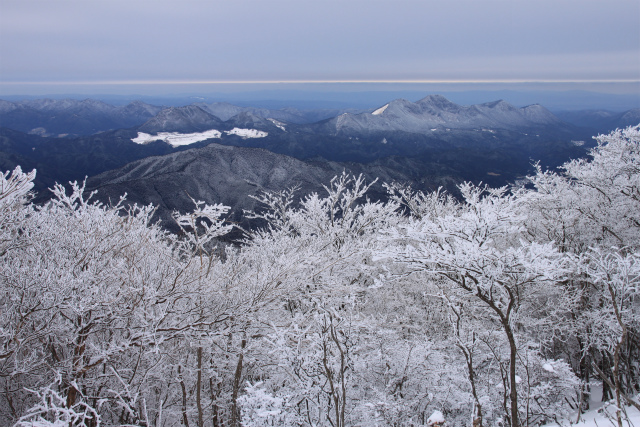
[[505, 323, 520, 427], [178, 365, 190, 427], [230, 335, 246, 427], [210, 377, 220, 427], [196, 347, 203, 427], [463, 346, 483, 427]]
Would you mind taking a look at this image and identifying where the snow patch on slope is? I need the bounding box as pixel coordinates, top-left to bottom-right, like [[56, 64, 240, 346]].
[[267, 118, 286, 131], [372, 104, 389, 116], [224, 128, 268, 138], [132, 130, 222, 147]]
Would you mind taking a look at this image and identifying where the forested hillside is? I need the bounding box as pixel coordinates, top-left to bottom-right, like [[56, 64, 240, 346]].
[[1, 126, 639, 427]]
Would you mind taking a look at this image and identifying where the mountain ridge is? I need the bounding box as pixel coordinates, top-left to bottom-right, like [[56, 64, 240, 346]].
[[313, 96, 565, 136], [0, 98, 163, 136], [85, 142, 422, 231]]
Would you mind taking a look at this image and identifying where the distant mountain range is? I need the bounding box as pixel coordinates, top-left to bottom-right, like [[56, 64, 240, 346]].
[[193, 101, 361, 124], [311, 95, 564, 135], [555, 109, 640, 132], [1, 94, 636, 229], [0, 98, 361, 137], [0, 99, 162, 137], [2, 95, 637, 138]]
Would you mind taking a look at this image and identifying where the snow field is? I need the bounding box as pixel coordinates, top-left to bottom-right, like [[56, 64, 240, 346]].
[[131, 129, 222, 147], [131, 127, 268, 147]]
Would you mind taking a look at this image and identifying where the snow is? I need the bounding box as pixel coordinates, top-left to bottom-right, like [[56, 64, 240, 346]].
[[372, 104, 389, 115], [131, 127, 268, 146], [267, 118, 286, 131], [224, 128, 268, 138], [427, 410, 445, 425], [131, 128, 267, 146], [541, 382, 639, 426], [542, 363, 555, 372], [543, 405, 640, 427], [131, 130, 222, 147]]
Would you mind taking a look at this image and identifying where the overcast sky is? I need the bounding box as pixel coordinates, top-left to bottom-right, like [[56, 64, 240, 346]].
[[1, 0, 638, 95]]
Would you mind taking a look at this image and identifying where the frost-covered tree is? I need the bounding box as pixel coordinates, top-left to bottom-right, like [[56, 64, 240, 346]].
[[578, 249, 640, 426], [0, 177, 230, 425], [387, 183, 578, 426], [0, 171, 280, 426], [521, 125, 640, 417], [2, 125, 639, 426]]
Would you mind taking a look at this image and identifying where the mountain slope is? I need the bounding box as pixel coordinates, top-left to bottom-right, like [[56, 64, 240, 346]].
[[137, 105, 225, 133], [0, 127, 190, 197], [85, 143, 419, 230]]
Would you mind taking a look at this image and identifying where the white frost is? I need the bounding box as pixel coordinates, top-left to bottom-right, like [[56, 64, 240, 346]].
[[224, 128, 268, 138], [132, 130, 222, 147], [372, 104, 389, 116]]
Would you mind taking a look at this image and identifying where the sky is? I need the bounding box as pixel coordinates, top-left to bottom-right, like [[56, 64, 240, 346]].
[[0, 0, 639, 100]]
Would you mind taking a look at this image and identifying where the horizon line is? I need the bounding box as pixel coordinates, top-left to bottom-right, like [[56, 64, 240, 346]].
[[2, 78, 639, 85]]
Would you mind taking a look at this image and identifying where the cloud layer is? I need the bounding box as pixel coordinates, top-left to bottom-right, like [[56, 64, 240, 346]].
[[1, 0, 638, 86]]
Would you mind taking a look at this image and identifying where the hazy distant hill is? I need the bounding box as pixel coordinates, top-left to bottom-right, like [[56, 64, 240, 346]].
[[556, 108, 640, 133], [194, 101, 361, 124], [138, 105, 225, 133], [0, 99, 163, 136]]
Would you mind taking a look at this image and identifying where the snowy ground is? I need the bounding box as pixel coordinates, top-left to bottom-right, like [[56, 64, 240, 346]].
[[544, 405, 640, 427], [267, 118, 286, 131], [131, 128, 268, 147], [224, 128, 268, 138], [132, 130, 222, 147], [543, 384, 639, 427]]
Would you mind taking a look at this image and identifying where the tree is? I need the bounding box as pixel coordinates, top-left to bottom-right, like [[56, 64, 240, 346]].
[[521, 125, 640, 418], [387, 183, 577, 426], [0, 174, 246, 426], [578, 248, 640, 427]]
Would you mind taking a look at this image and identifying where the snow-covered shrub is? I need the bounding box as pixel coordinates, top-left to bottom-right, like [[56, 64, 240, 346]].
[[15, 382, 100, 427], [238, 382, 302, 427]]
